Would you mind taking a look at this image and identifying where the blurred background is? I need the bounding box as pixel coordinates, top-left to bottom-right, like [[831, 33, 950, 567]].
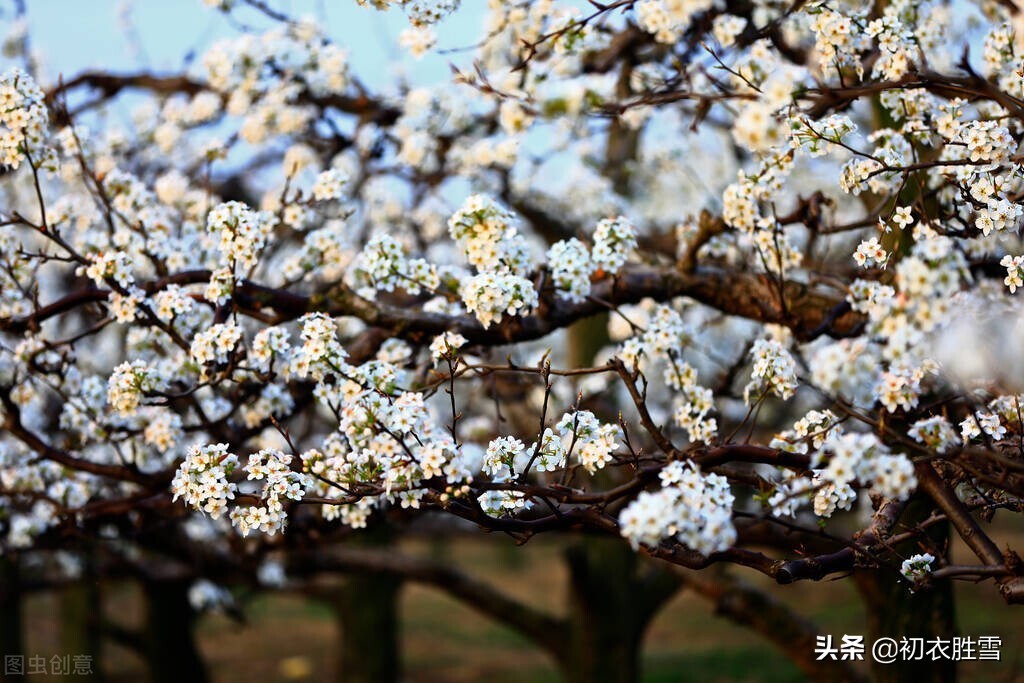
[[1, 2, 1023, 682], [14, 531, 1024, 682]]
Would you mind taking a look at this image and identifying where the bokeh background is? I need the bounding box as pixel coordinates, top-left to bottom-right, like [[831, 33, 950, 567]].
[[3, 2, 1024, 682]]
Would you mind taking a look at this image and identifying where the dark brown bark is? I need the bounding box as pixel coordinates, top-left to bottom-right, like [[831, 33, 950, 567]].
[[142, 578, 209, 683], [322, 572, 402, 683], [0, 264, 864, 346], [560, 537, 681, 683], [558, 308, 681, 683], [315, 528, 404, 683], [854, 497, 957, 683]]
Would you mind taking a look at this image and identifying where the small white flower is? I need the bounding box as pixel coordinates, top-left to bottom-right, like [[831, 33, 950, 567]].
[[900, 553, 935, 583]]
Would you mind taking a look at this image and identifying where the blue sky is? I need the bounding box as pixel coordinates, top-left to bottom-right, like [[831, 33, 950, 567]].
[[12, 0, 482, 87]]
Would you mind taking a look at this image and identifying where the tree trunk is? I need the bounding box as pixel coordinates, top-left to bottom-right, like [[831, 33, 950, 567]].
[[323, 572, 402, 683], [54, 551, 103, 682], [59, 578, 103, 683], [560, 537, 679, 683], [559, 295, 676, 682], [603, 60, 639, 195], [142, 579, 209, 683], [854, 497, 957, 683], [317, 526, 404, 683], [0, 558, 23, 683]]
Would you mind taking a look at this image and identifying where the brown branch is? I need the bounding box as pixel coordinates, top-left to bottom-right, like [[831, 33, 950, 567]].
[[2, 264, 864, 346], [47, 71, 206, 104], [800, 68, 1024, 122], [915, 461, 1024, 604], [677, 569, 869, 683], [775, 498, 905, 584], [290, 547, 568, 656], [46, 70, 400, 125], [378, 263, 864, 348], [0, 390, 164, 487]]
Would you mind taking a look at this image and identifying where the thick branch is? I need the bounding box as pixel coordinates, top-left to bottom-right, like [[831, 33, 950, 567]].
[[916, 461, 1024, 604], [1, 390, 162, 487], [1, 265, 864, 346], [317, 265, 863, 344], [47, 71, 400, 124], [291, 547, 568, 656], [800, 68, 1024, 122], [678, 569, 869, 683], [775, 498, 905, 584]]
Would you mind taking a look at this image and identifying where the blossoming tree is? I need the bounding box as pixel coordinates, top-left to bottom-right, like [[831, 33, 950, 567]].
[[2, 0, 1024, 680]]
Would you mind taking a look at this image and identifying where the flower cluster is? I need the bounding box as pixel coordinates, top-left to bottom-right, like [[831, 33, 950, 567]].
[[619, 461, 735, 555], [592, 216, 637, 272], [111, 289, 143, 323], [556, 410, 622, 474], [635, 0, 715, 44], [207, 201, 272, 271], [767, 469, 855, 519], [769, 431, 916, 519], [230, 449, 310, 536], [853, 237, 888, 268], [1001, 255, 1024, 293], [290, 313, 346, 379], [282, 345, 472, 523], [813, 433, 917, 502], [721, 155, 794, 232], [357, 0, 460, 57], [201, 268, 232, 305], [790, 115, 856, 157], [84, 252, 135, 289], [958, 395, 1024, 444], [669, 360, 717, 444], [482, 436, 525, 478], [107, 360, 164, 416], [476, 486, 531, 517], [839, 130, 908, 196], [153, 284, 197, 323], [460, 272, 538, 329], [956, 120, 1015, 165], [311, 168, 348, 201], [767, 412, 851, 517], [745, 338, 799, 402], [447, 194, 531, 272], [429, 331, 468, 363], [529, 428, 568, 473], [352, 234, 440, 298], [547, 238, 595, 303], [171, 444, 239, 519], [0, 68, 52, 170], [770, 410, 843, 454], [808, 4, 870, 78], [251, 327, 292, 372], [901, 553, 935, 584], [749, 221, 802, 277], [875, 367, 928, 413], [190, 322, 243, 366], [201, 22, 348, 141], [908, 416, 960, 454]]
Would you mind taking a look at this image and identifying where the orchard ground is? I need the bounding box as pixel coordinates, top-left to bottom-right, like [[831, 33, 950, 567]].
[[22, 526, 1024, 683]]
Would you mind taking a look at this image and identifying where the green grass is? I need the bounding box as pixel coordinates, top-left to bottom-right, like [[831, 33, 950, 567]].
[[644, 649, 803, 683]]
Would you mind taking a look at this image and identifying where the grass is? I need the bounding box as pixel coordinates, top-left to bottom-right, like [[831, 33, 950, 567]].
[[18, 533, 1024, 682]]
